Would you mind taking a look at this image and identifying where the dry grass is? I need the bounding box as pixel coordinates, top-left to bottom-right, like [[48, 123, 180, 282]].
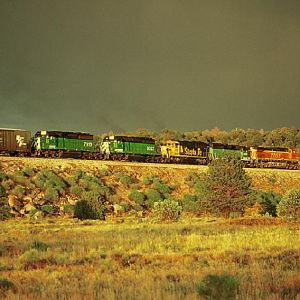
[[0, 217, 299, 299], [1, 157, 300, 299]]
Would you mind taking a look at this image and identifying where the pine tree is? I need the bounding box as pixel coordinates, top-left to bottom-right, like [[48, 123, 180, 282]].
[[199, 155, 254, 217]]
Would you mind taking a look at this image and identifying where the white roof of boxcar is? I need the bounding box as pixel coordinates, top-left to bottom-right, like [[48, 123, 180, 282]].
[[0, 128, 29, 131]]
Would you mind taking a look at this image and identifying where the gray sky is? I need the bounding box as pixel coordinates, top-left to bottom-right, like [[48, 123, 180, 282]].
[[1, 0, 300, 134]]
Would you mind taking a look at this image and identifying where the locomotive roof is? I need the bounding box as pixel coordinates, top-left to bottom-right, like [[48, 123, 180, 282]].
[[161, 140, 209, 147], [103, 135, 155, 143], [35, 130, 94, 140], [254, 146, 291, 152]]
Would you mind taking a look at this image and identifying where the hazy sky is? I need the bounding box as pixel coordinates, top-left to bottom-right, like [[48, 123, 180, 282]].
[[1, 0, 300, 134]]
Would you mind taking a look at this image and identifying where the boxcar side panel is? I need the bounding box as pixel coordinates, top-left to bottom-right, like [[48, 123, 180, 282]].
[[0, 129, 30, 154]]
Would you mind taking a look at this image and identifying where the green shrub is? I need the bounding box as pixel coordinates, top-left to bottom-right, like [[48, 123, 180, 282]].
[[46, 173, 66, 193], [74, 200, 103, 220], [44, 187, 59, 201], [78, 174, 110, 197], [1, 180, 12, 190], [98, 168, 112, 177], [194, 181, 205, 197], [0, 278, 16, 294], [129, 190, 145, 205], [196, 273, 239, 299], [30, 240, 49, 252], [21, 167, 35, 177], [0, 198, 11, 220], [145, 189, 162, 208], [41, 205, 54, 214], [146, 189, 162, 202], [70, 185, 84, 196], [74, 191, 105, 220], [10, 171, 29, 184], [181, 194, 199, 212], [185, 172, 202, 187], [256, 191, 282, 216], [119, 174, 134, 186], [12, 185, 25, 197], [73, 169, 84, 181], [63, 205, 75, 214], [33, 170, 66, 200], [153, 181, 171, 194], [0, 172, 7, 181], [119, 202, 130, 213], [18, 248, 42, 265], [132, 204, 143, 212], [277, 189, 300, 220], [90, 183, 110, 196], [152, 199, 182, 222], [0, 186, 5, 198], [142, 175, 156, 185]]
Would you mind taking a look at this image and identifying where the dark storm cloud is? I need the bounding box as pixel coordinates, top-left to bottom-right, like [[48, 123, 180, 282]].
[[0, 0, 299, 134]]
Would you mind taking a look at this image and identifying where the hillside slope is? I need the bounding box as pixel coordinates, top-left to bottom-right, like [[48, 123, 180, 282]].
[[0, 157, 299, 218]]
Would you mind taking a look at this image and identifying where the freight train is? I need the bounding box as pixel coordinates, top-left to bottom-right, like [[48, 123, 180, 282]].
[[0, 128, 299, 169]]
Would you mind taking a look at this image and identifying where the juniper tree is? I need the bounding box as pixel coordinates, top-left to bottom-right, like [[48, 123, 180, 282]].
[[199, 155, 254, 217]]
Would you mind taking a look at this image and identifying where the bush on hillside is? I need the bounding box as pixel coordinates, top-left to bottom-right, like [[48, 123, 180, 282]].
[[0, 172, 7, 181], [277, 189, 300, 220], [74, 191, 105, 220], [34, 169, 66, 196], [0, 198, 11, 220], [0, 186, 6, 198], [70, 185, 84, 196], [181, 194, 199, 213], [256, 190, 282, 216], [145, 189, 163, 208], [152, 199, 182, 222], [152, 181, 171, 194], [119, 174, 134, 186], [199, 155, 254, 217], [76, 173, 110, 197], [44, 187, 59, 201], [128, 190, 145, 205], [142, 175, 157, 185], [184, 172, 202, 187], [12, 185, 25, 197], [41, 205, 54, 215]]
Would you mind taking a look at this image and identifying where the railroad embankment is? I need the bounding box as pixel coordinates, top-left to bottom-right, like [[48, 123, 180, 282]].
[[0, 157, 299, 218]]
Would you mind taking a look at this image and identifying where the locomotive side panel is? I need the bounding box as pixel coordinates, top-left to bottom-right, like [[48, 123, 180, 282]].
[[178, 141, 209, 158], [102, 136, 159, 161], [32, 130, 97, 158], [254, 148, 297, 161], [209, 144, 250, 161], [249, 147, 299, 169], [160, 140, 209, 164], [125, 141, 158, 156]]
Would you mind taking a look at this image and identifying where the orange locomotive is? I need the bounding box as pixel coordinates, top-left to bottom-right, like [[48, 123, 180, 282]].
[[249, 147, 299, 169]]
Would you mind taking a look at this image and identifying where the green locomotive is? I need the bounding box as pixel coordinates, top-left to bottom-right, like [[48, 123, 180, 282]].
[[101, 135, 160, 162], [209, 143, 251, 164], [32, 130, 100, 159]]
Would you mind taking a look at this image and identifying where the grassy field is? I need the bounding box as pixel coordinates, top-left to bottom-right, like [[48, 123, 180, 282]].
[[0, 217, 299, 299], [1, 157, 300, 299]]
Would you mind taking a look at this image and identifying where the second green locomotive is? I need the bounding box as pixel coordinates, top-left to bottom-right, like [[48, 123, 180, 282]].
[[101, 135, 160, 162]]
